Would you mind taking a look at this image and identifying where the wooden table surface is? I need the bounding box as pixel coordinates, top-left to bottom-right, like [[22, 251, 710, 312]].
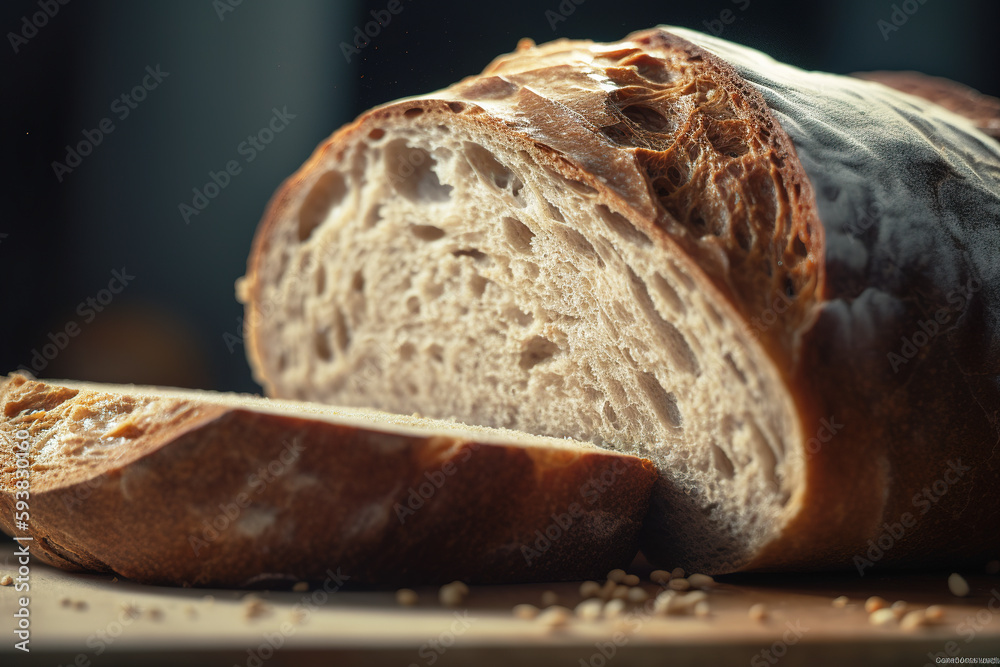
[[2, 541, 999, 666]]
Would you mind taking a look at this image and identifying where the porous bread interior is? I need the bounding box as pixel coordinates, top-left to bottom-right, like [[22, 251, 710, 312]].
[[0, 376, 610, 493], [249, 109, 803, 571]]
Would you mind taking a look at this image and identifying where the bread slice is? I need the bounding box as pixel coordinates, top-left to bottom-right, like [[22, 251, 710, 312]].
[[0, 374, 656, 587], [240, 27, 1000, 574]]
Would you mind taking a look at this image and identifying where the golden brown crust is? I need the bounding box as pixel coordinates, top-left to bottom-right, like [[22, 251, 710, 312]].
[[0, 375, 657, 586]]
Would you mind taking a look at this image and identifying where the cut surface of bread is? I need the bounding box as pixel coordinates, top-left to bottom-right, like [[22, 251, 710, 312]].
[[0, 374, 656, 587], [241, 27, 1000, 574]]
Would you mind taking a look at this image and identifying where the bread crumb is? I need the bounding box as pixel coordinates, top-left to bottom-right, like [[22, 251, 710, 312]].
[[832, 596, 850, 608], [579, 581, 601, 598], [147, 607, 165, 621], [121, 603, 140, 619], [948, 573, 970, 597], [748, 603, 768, 622], [869, 608, 897, 626], [621, 574, 640, 587], [611, 585, 631, 600], [986, 560, 1000, 575], [396, 589, 418, 606], [575, 599, 603, 621], [653, 591, 677, 615], [292, 582, 309, 593], [865, 596, 888, 613], [900, 609, 927, 631], [541, 590, 559, 607], [536, 606, 571, 629], [0, 575, 12, 586], [924, 605, 945, 621], [243, 596, 270, 619], [604, 599, 626, 618], [671, 567, 685, 579], [290, 609, 307, 625], [513, 603, 539, 620], [599, 579, 618, 600], [687, 573, 715, 588], [668, 577, 691, 591], [439, 581, 468, 608], [607, 569, 627, 584], [184, 605, 197, 618], [73, 600, 88, 611], [650, 570, 671, 585], [61, 598, 72, 607], [626, 587, 649, 603], [694, 600, 711, 618], [891, 600, 908, 619]]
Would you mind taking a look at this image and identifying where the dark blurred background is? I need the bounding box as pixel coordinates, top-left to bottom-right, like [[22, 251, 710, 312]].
[[3, 0, 998, 393]]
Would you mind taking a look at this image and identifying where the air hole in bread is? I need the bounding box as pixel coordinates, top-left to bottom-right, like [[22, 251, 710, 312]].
[[560, 227, 603, 266], [706, 121, 750, 157], [627, 53, 674, 84], [547, 167, 599, 196], [724, 352, 747, 385], [333, 309, 351, 352], [651, 272, 685, 315], [406, 295, 421, 314], [502, 216, 534, 253], [315, 265, 326, 295], [546, 202, 565, 222], [622, 104, 671, 133], [399, 342, 416, 361], [298, 171, 347, 242], [596, 204, 651, 246], [504, 306, 533, 326], [634, 269, 699, 376], [469, 274, 489, 298], [792, 236, 807, 258], [428, 343, 444, 362], [384, 139, 452, 202], [404, 107, 424, 118], [351, 270, 365, 293], [710, 442, 736, 480], [364, 204, 383, 228], [463, 141, 525, 205], [448, 101, 465, 113], [368, 128, 385, 140], [314, 328, 333, 361], [636, 371, 682, 429], [602, 401, 620, 429], [519, 335, 559, 370], [452, 248, 489, 263], [745, 420, 779, 489], [410, 224, 446, 241]]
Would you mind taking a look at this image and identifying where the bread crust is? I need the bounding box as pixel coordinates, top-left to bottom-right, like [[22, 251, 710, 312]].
[[0, 375, 657, 586]]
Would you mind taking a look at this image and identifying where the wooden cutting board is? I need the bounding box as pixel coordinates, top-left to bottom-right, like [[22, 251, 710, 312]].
[[2, 541, 999, 667]]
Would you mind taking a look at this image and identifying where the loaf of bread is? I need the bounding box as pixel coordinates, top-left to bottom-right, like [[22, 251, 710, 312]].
[[240, 26, 1000, 574], [0, 374, 656, 586]]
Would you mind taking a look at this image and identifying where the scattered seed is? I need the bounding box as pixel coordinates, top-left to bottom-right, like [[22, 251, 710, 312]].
[[396, 589, 418, 606], [611, 585, 631, 600], [292, 582, 309, 593], [650, 570, 671, 585], [653, 591, 677, 615], [694, 600, 711, 618], [891, 601, 908, 619], [579, 581, 602, 599], [986, 560, 1000, 575], [599, 579, 618, 600], [537, 606, 572, 629], [72, 600, 88, 611], [513, 603, 539, 620], [948, 573, 970, 597], [61, 598, 72, 607], [687, 573, 715, 588], [0, 576, 12, 586], [604, 599, 627, 618], [243, 597, 269, 619], [622, 574, 641, 587], [439, 582, 468, 608], [671, 567, 686, 579], [900, 610, 927, 631], [607, 569, 627, 584], [290, 609, 307, 625], [541, 590, 559, 607], [748, 603, 768, 622], [869, 608, 897, 626], [626, 587, 649, 603], [184, 605, 197, 618], [924, 605, 944, 621], [832, 596, 850, 608], [668, 578, 691, 591], [147, 607, 165, 621], [575, 599, 604, 621], [865, 596, 888, 613], [121, 603, 140, 619]]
